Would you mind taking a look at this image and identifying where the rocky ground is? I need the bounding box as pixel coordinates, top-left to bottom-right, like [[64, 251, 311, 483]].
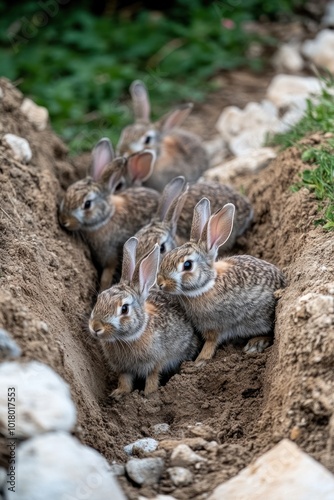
[[0, 68, 333, 499]]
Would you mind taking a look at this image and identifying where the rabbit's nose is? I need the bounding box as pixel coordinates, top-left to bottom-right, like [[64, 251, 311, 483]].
[[95, 328, 104, 336]]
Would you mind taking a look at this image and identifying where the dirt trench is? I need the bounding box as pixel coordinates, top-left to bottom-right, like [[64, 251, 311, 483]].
[[0, 77, 333, 499]]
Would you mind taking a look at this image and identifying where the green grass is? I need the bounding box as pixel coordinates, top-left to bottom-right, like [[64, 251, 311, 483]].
[[295, 144, 334, 230], [272, 81, 334, 230], [273, 79, 334, 149]]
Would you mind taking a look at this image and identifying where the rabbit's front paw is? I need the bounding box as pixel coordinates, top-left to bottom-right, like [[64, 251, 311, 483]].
[[243, 335, 271, 354]]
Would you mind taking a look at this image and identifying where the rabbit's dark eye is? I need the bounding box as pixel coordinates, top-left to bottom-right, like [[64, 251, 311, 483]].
[[160, 243, 166, 254], [144, 135, 151, 145], [83, 200, 92, 210], [183, 260, 193, 271], [115, 181, 124, 192], [121, 304, 129, 315]]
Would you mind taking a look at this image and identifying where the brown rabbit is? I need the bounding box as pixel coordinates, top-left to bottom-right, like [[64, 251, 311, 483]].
[[157, 198, 286, 363], [88, 237, 199, 398], [58, 138, 160, 290], [134, 176, 253, 262], [116, 80, 209, 191]]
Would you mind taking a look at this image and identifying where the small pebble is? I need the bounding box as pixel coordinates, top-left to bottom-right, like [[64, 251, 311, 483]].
[[110, 464, 125, 476], [0, 328, 21, 359], [3, 133, 32, 163], [152, 423, 170, 435], [170, 444, 207, 467], [167, 466, 193, 486], [20, 97, 49, 131], [124, 437, 158, 455], [126, 457, 164, 486]]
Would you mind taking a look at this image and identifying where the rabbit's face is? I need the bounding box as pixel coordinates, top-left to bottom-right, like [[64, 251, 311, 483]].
[[157, 242, 215, 297], [135, 221, 177, 263], [117, 123, 158, 156], [88, 284, 146, 342], [59, 179, 114, 231]]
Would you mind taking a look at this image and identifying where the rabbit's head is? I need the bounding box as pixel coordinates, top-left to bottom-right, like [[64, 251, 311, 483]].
[[135, 176, 188, 262], [116, 80, 193, 157], [89, 237, 160, 342], [157, 199, 235, 297]]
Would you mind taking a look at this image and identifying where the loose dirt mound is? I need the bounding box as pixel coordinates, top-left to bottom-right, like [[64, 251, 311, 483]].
[[0, 79, 333, 499]]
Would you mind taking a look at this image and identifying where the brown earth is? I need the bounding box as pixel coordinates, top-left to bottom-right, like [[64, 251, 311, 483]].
[[0, 77, 333, 499]]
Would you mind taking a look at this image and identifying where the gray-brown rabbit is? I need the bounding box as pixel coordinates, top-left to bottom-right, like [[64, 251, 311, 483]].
[[88, 237, 199, 398], [157, 198, 286, 363], [134, 176, 253, 262], [58, 138, 159, 290], [116, 80, 209, 191]]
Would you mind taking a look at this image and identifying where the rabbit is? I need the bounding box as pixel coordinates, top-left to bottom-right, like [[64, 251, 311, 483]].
[[157, 198, 286, 364], [58, 138, 160, 290], [116, 80, 209, 192], [88, 237, 199, 399], [134, 176, 253, 263]]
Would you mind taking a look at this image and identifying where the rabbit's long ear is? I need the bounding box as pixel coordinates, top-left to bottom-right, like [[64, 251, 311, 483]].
[[206, 204, 235, 257], [101, 157, 126, 192], [121, 237, 138, 283], [159, 176, 186, 221], [127, 150, 156, 183], [91, 138, 114, 181], [137, 244, 160, 300], [130, 80, 150, 123], [191, 198, 210, 241], [170, 184, 189, 237], [157, 103, 193, 132]]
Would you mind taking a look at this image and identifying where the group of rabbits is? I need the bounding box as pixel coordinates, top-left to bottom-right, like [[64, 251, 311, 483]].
[[59, 81, 286, 399]]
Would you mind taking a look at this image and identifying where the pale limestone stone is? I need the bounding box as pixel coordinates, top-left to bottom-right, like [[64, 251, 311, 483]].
[[124, 437, 158, 455], [170, 444, 207, 467], [3, 134, 32, 163], [272, 43, 304, 73], [0, 361, 76, 438], [0, 329, 21, 360], [167, 466, 193, 486], [5, 432, 125, 500], [201, 148, 276, 184], [208, 439, 334, 499], [20, 98, 49, 131], [302, 30, 334, 74], [266, 74, 322, 109], [126, 457, 164, 486]]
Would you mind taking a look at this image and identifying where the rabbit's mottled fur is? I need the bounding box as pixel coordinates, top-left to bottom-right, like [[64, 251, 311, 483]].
[[89, 238, 199, 398], [134, 176, 253, 262], [157, 199, 286, 363], [116, 80, 209, 191], [58, 138, 159, 289]]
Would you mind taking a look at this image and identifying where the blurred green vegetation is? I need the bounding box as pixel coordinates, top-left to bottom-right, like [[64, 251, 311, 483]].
[[0, 0, 304, 153]]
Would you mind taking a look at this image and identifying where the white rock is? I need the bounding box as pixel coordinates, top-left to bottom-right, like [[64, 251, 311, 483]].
[[126, 457, 164, 486], [0, 329, 21, 359], [302, 30, 334, 74], [110, 464, 125, 476], [272, 43, 304, 73], [20, 98, 49, 131], [0, 361, 76, 438], [266, 74, 322, 109], [170, 444, 207, 467], [3, 134, 32, 164], [322, 1, 334, 26], [124, 437, 158, 455], [5, 432, 125, 500], [152, 423, 170, 435], [201, 147, 276, 184], [208, 439, 334, 499], [167, 466, 193, 486], [203, 136, 228, 166], [216, 100, 280, 154]]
